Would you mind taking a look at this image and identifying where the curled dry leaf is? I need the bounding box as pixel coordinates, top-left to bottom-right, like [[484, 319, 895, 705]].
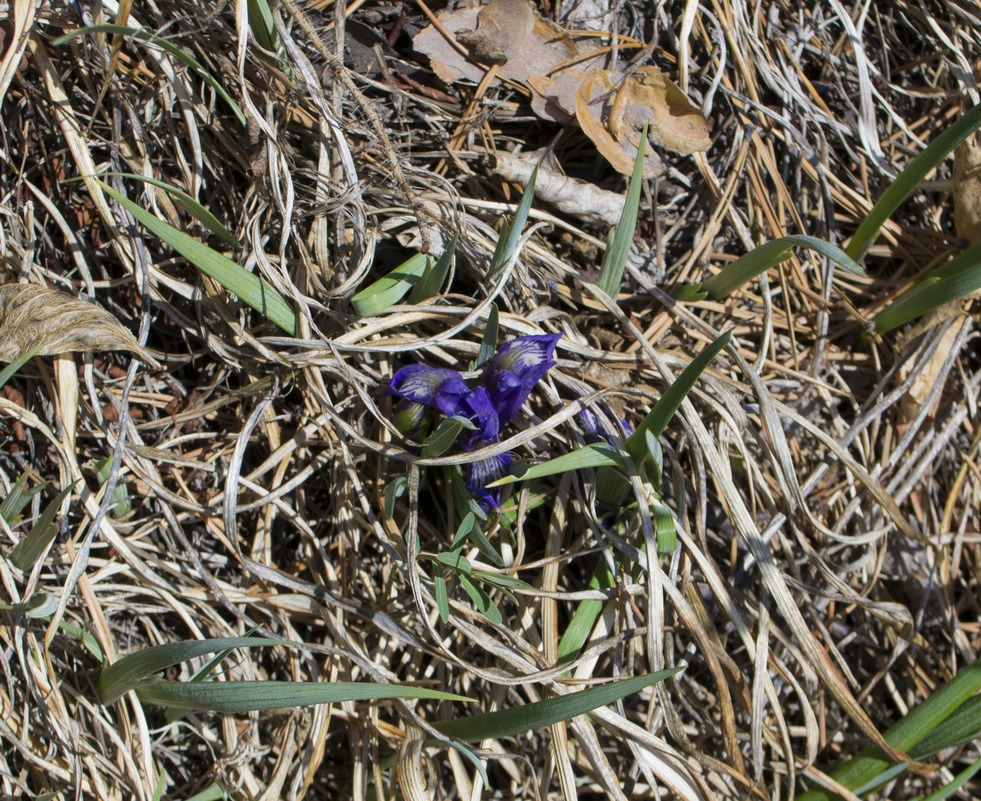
[[413, 0, 710, 175], [0, 284, 160, 368]]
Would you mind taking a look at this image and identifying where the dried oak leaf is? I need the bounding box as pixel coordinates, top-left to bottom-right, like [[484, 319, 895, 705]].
[[576, 67, 710, 177], [413, 0, 600, 120], [0, 284, 160, 367]]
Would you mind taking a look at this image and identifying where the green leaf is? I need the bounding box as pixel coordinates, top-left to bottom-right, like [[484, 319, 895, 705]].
[[700, 236, 866, 300], [0, 347, 41, 389], [847, 103, 981, 261], [421, 417, 467, 458], [626, 331, 731, 466], [798, 661, 981, 801], [874, 242, 981, 334], [352, 252, 431, 317], [598, 127, 646, 298], [434, 669, 682, 741], [458, 573, 502, 625], [487, 168, 537, 287], [384, 476, 407, 519], [94, 457, 131, 519], [247, 0, 279, 53], [136, 679, 470, 712], [98, 636, 287, 704], [488, 443, 620, 488], [99, 173, 239, 247], [99, 182, 296, 335], [474, 304, 499, 370], [10, 482, 77, 571], [449, 512, 478, 551], [53, 25, 247, 127], [557, 557, 614, 665], [434, 570, 450, 624], [0, 473, 45, 526], [434, 551, 472, 574], [409, 235, 457, 303], [653, 502, 676, 555]]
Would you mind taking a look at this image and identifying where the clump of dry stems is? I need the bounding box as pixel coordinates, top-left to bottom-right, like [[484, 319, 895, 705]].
[[0, 0, 978, 799]]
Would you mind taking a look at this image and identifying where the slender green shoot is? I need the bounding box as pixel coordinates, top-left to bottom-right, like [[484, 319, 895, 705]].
[[698, 236, 865, 300], [433, 668, 682, 741], [847, 103, 981, 261], [486, 167, 537, 287], [99, 181, 296, 335], [53, 25, 246, 126], [352, 252, 432, 317], [597, 125, 647, 299], [873, 241, 981, 334]]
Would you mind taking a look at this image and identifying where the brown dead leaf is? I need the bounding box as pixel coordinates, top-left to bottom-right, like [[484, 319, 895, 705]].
[[413, 1, 710, 175], [0, 284, 160, 367], [610, 67, 712, 155], [456, 0, 535, 65], [576, 70, 664, 177]]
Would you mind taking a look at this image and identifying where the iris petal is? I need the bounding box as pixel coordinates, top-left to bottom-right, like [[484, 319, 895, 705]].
[[390, 365, 469, 416], [465, 451, 513, 508], [484, 333, 561, 425]]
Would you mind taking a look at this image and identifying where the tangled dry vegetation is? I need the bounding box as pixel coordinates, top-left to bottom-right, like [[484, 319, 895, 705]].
[[0, 0, 979, 799]]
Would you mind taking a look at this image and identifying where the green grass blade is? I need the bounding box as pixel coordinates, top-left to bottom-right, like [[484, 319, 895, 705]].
[[458, 573, 502, 625], [53, 25, 247, 127], [10, 482, 77, 571], [0, 473, 44, 526], [909, 694, 981, 759], [247, 0, 279, 53], [626, 331, 731, 466], [135, 679, 470, 712], [421, 417, 467, 458], [597, 127, 646, 299], [847, 102, 981, 261], [487, 168, 537, 287], [557, 557, 615, 665], [434, 551, 472, 574], [0, 347, 41, 389], [798, 661, 981, 801], [93, 457, 131, 519], [488, 443, 620, 488], [874, 244, 981, 334], [409, 235, 457, 303], [99, 173, 239, 247], [434, 669, 682, 741], [653, 502, 676, 555], [98, 636, 287, 704], [184, 782, 229, 801], [699, 236, 865, 300], [352, 252, 431, 317], [474, 304, 499, 370], [434, 570, 450, 624], [915, 757, 981, 801], [99, 181, 296, 335]]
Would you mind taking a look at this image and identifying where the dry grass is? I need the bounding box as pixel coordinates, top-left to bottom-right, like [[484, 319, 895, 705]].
[[0, 0, 979, 799]]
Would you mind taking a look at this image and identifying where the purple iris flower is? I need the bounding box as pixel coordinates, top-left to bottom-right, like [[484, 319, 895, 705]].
[[389, 333, 561, 507]]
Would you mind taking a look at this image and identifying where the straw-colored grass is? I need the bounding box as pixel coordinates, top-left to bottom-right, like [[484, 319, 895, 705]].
[[0, 0, 978, 799]]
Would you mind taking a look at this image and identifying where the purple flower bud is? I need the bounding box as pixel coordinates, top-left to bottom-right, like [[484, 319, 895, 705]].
[[393, 399, 430, 439], [466, 450, 513, 508], [390, 364, 470, 417], [484, 334, 560, 425]]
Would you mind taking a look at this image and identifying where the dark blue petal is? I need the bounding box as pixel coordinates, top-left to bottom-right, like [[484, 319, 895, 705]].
[[461, 386, 500, 443], [390, 365, 470, 416], [484, 333, 560, 425], [465, 450, 513, 509]]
